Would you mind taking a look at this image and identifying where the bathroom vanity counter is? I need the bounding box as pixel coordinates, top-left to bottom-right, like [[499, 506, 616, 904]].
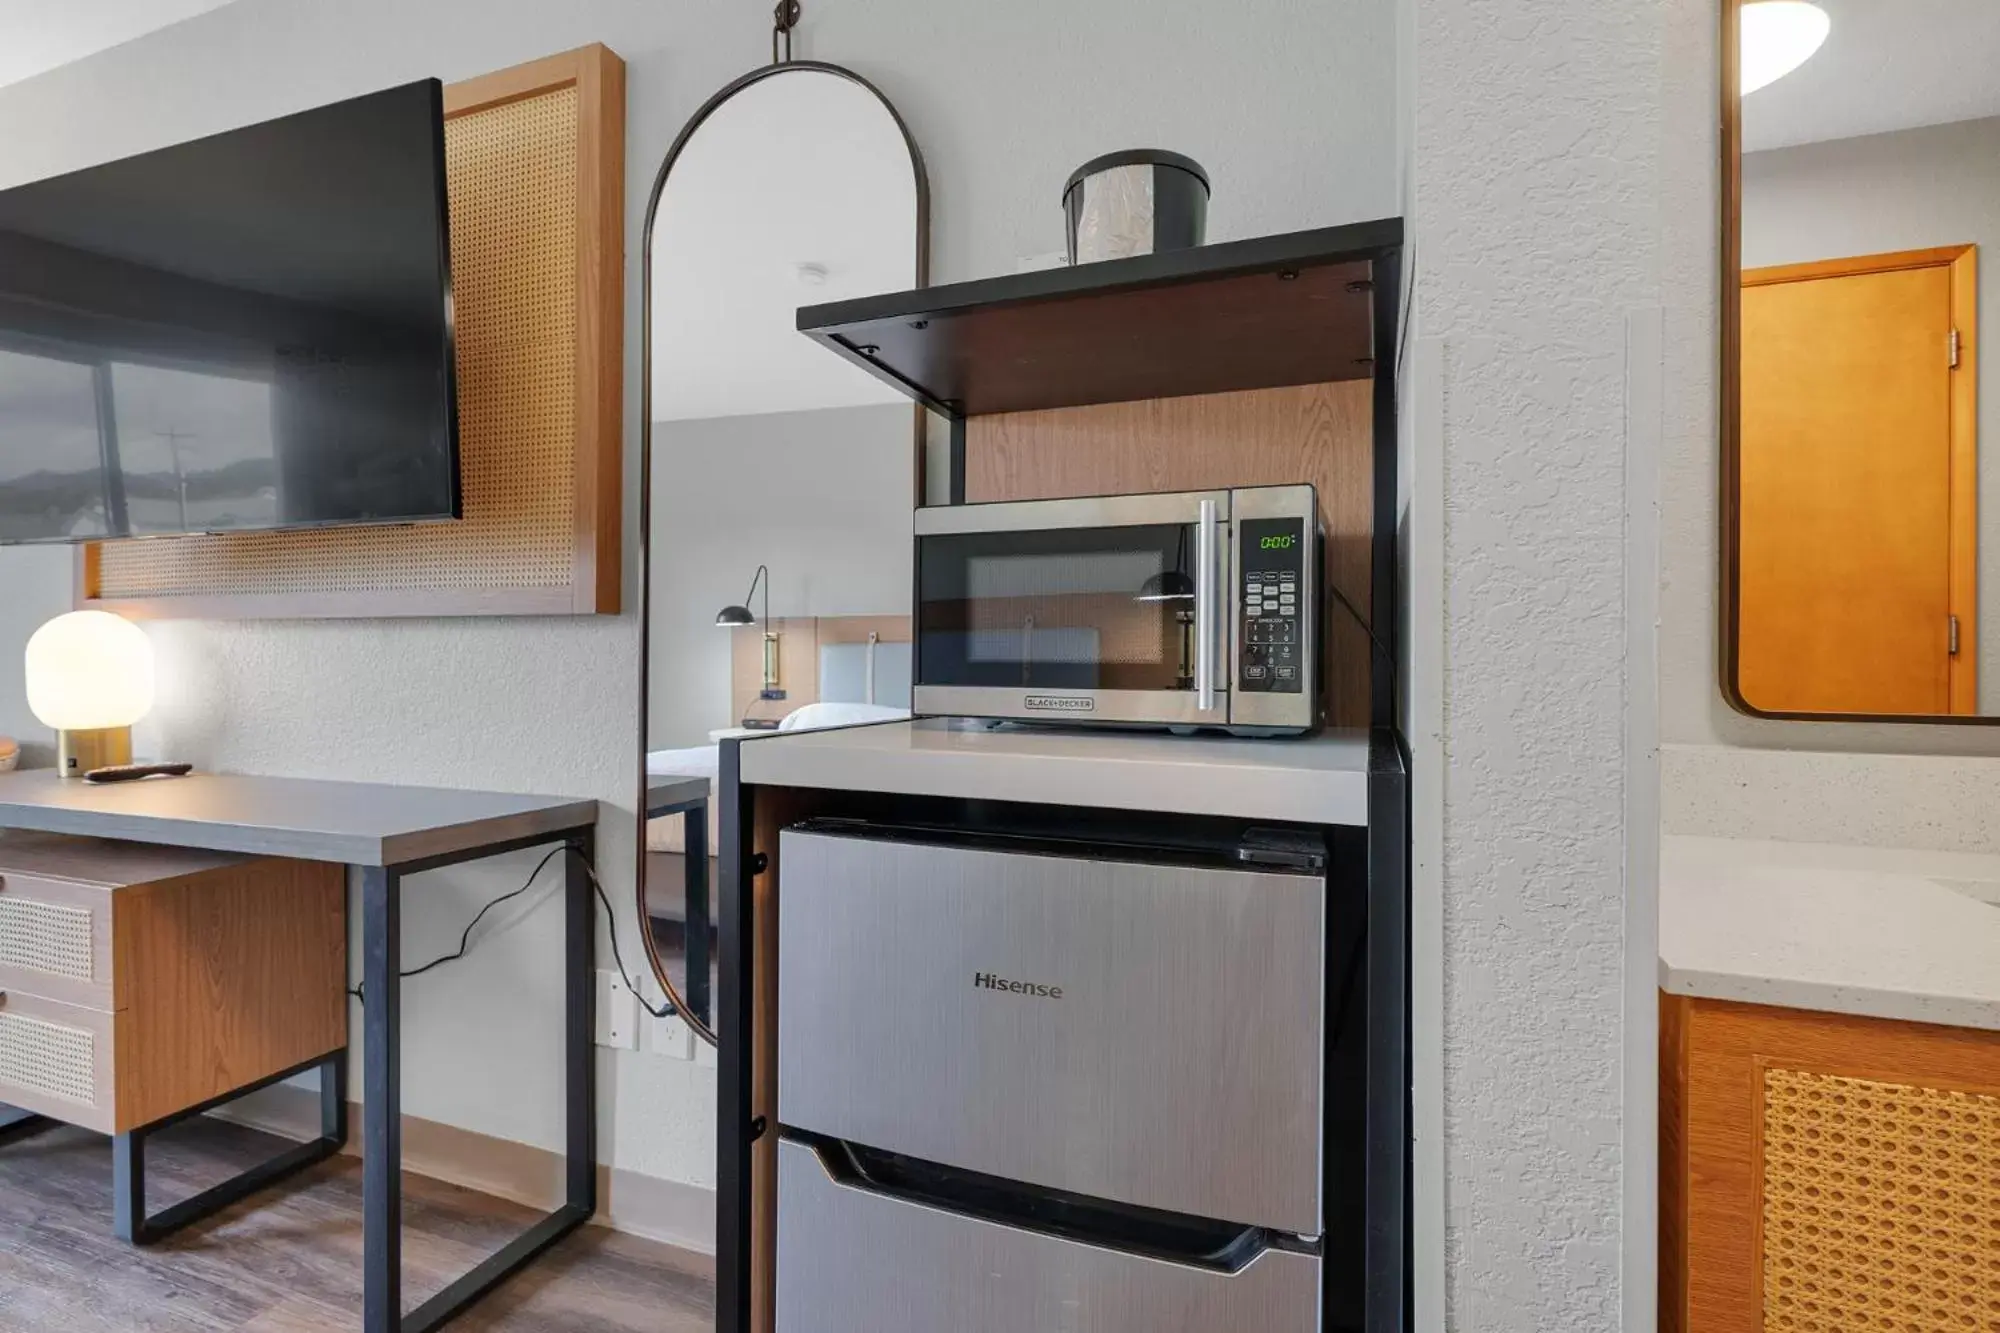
[[1660, 836, 2000, 1330], [1660, 834, 2000, 1032]]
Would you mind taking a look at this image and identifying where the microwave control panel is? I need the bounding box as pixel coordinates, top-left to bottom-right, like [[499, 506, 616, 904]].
[[1237, 517, 1306, 693]]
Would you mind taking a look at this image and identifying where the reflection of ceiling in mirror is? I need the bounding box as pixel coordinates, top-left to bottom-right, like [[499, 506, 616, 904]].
[[651, 70, 918, 421], [1743, 0, 2000, 153]]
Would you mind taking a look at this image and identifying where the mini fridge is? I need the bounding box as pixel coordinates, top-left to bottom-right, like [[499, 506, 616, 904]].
[[774, 819, 1358, 1332]]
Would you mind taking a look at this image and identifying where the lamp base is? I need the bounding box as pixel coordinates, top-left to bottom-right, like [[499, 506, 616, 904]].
[[58, 727, 132, 778]]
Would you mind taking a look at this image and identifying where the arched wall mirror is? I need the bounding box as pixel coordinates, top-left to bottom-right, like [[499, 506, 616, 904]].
[[637, 57, 928, 1045], [1722, 0, 2000, 722]]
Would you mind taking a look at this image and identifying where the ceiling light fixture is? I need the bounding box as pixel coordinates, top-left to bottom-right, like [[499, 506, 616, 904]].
[[1740, 1, 1830, 96]]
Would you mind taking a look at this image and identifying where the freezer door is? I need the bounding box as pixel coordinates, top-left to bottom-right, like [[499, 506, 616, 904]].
[[778, 827, 1326, 1235], [776, 1137, 1322, 1333]]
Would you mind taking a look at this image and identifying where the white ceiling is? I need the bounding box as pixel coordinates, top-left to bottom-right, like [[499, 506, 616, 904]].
[[1744, 0, 2000, 153], [0, 0, 240, 89], [650, 69, 919, 421]]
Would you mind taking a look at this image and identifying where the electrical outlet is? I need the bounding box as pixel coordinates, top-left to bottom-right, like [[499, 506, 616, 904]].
[[646, 1010, 694, 1061], [596, 969, 639, 1051]]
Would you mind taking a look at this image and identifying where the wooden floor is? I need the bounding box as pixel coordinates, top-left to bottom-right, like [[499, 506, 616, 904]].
[[0, 1117, 715, 1332]]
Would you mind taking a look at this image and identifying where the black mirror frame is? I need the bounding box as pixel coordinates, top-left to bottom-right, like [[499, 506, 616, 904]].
[[635, 60, 931, 1045], [1718, 0, 1995, 726]]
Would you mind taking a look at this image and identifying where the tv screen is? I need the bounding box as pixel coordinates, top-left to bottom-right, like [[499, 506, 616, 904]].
[[0, 79, 458, 544]]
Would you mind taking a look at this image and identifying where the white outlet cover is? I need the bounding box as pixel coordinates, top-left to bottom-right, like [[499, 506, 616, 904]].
[[647, 1012, 694, 1061], [597, 970, 640, 1051]]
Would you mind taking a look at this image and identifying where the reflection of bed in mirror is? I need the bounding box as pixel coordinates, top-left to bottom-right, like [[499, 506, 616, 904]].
[[643, 614, 911, 1000]]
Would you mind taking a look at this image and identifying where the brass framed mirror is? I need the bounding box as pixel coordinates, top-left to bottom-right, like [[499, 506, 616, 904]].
[[634, 53, 928, 1046], [1722, 0, 1999, 722]]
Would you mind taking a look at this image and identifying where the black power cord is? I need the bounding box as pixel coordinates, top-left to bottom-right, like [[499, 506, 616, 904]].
[[348, 845, 677, 1020], [1325, 576, 1400, 727], [574, 850, 677, 1020]]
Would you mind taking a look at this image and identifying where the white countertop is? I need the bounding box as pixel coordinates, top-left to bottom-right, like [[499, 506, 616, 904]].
[[1661, 835, 2000, 1032], [735, 718, 1376, 826]]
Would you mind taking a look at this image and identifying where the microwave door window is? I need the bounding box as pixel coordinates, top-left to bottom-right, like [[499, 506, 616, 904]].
[[916, 524, 1197, 692]]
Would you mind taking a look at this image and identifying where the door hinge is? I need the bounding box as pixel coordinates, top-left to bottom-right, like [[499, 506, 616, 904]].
[[1950, 614, 1962, 656], [1950, 328, 1962, 369]]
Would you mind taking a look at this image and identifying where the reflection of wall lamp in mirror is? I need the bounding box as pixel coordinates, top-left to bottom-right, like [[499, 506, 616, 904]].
[[1136, 525, 1197, 602], [1135, 571, 1196, 602], [1740, 1, 1829, 96], [716, 564, 785, 712]]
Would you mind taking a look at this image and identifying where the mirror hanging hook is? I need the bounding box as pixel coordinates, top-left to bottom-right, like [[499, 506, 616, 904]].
[[773, 0, 802, 64]]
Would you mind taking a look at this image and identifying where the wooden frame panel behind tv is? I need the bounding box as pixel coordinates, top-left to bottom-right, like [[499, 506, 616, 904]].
[[75, 44, 624, 619]]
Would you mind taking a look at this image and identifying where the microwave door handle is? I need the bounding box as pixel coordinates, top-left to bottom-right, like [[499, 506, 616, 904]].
[[1196, 498, 1219, 712]]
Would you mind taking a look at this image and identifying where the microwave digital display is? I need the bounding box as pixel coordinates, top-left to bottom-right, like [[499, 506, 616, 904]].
[[1238, 517, 1306, 694]]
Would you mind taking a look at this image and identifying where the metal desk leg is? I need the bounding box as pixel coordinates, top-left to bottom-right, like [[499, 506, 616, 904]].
[[362, 864, 403, 1332], [0, 1102, 55, 1146], [565, 828, 596, 1212], [367, 828, 597, 1333], [113, 1050, 347, 1245], [685, 801, 710, 1024]]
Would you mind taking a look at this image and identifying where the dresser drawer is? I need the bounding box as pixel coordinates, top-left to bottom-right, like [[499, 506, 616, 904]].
[[0, 872, 113, 1010], [0, 990, 114, 1133]]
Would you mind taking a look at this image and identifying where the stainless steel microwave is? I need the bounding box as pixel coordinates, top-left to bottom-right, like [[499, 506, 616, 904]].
[[912, 484, 1320, 735]]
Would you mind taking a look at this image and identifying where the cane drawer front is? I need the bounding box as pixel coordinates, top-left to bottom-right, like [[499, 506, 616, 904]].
[[1664, 995, 2000, 1333], [0, 873, 114, 1011], [0, 990, 114, 1134]]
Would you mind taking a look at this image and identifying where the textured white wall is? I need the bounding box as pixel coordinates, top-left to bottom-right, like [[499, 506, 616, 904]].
[[0, 0, 1398, 1203], [1412, 0, 1670, 1322], [1664, 742, 2000, 851]]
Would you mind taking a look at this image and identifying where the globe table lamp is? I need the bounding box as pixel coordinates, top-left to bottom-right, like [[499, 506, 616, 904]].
[[25, 611, 155, 777]]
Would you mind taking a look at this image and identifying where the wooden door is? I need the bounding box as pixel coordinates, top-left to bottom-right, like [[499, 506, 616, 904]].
[[1738, 246, 1977, 714]]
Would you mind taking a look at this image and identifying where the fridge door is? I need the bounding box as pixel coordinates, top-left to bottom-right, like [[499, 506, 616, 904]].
[[778, 826, 1326, 1235], [776, 1136, 1322, 1333]]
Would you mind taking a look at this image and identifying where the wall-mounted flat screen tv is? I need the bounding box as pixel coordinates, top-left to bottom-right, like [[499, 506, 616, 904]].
[[0, 79, 458, 545]]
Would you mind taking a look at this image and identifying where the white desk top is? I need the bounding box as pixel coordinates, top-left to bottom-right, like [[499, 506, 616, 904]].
[[1660, 835, 2000, 1032], [0, 769, 597, 869], [735, 718, 1375, 825]]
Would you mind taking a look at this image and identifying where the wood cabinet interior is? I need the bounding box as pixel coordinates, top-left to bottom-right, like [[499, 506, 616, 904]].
[[745, 784, 829, 1333], [796, 220, 1399, 419], [1660, 993, 2000, 1332], [964, 380, 1375, 726]]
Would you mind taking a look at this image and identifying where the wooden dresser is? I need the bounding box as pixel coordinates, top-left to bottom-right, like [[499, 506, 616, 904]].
[[0, 830, 345, 1135]]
